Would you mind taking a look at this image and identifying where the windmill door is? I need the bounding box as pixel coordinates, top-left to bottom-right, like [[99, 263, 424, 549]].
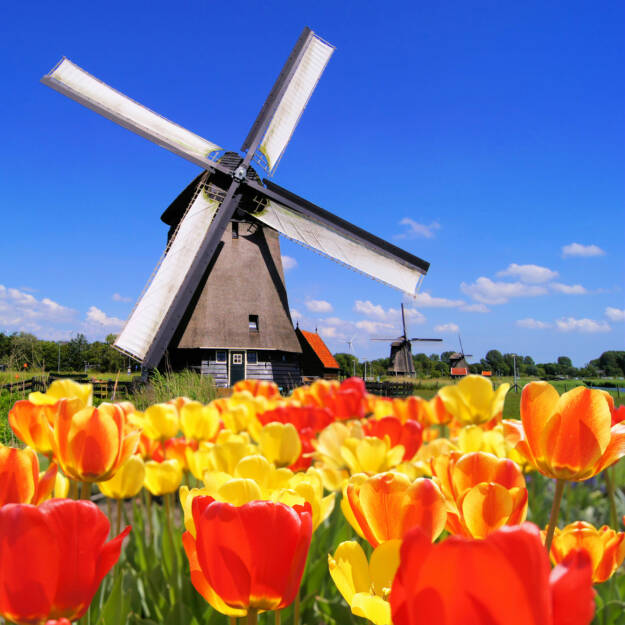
[[230, 351, 245, 385]]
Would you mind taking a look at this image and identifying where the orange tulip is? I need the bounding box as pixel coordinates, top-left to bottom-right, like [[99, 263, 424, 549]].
[[233, 379, 281, 399], [0, 445, 57, 506], [503, 383, 625, 481], [52, 400, 140, 482], [431, 451, 527, 538], [391, 523, 595, 625], [547, 521, 625, 583], [8, 400, 57, 456], [346, 472, 447, 547]]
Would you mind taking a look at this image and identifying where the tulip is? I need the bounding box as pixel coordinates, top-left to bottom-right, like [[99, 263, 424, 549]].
[[152, 437, 198, 470], [0, 445, 57, 506], [346, 472, 447, 547], [258, 422, 302, 467], [233, 379, 281, 398], [329, 540, 401, 625], [180, 401, 221, 442], [437, 375, 510, 425], [503, 383, 625, 481], [427, 395, 453, 425], [52, 400, 140, 482], [129, 403, 180, 441], [98, 455, 145, 500], [362, 416, 423, 461], [431, 451, 527, 538], [391, 523, 595, 625], [547, 521, 625, 583], [144, 459, 183, 496], [29, 379, 93, 408], [182, 496, 312, 616], [456, 424, 532, 471], [8, 400, 57, 456], [0, 499, 130, 624], [341, 436, 405, 475]]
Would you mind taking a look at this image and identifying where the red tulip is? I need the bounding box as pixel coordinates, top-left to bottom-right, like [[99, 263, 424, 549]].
[[362, 416, 423, 460], [391, 522, 595, 625], [182, 496, 312, 614], [0, 499, 130, 624]]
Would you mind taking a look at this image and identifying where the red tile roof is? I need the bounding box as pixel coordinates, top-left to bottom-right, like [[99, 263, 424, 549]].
[[451, 367, 468, 376], [299, 330, 340, 370]]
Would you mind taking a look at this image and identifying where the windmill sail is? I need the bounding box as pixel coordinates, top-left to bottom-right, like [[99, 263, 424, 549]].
[[42, 58, 223, 170], [245, 181, 429, 296], [114, 176, 221, 361], [242, 28, 334, 174]]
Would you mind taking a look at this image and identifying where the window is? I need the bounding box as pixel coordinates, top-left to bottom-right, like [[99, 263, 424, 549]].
[[232, 353, 243, 365], [248, 314, 259, 332], [216, 351, 226, 363], [232, 222, 239, 239], [247, 351, 257, 364]]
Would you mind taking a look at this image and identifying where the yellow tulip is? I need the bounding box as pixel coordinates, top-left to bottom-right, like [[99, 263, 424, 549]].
[[130, 403, 180, 441], [233, 455, 293, 495], [328, 540, 401, 625], [258, 422, 302, 467], [180, 401, 220, 442], [29, 379, 93, 408], [457, 424, 531, 471], [144, 459, 183, 495], [98, 455, 145, 499], [312, 421, 364, 470], [340, 473, 367, 539], [340, 436, 404, 475], [437, 375, 510, 425]]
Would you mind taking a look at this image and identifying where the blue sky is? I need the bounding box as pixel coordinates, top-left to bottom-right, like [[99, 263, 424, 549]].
[[0, 1, 623, 367]]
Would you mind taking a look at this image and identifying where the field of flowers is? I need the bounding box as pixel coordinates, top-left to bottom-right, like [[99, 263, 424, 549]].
[[1, 375, 624, 625]]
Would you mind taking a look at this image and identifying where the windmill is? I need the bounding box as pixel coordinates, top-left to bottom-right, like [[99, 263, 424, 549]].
[[449, 334, 473, 377], [371, 304, 442, 376], [42, 27, 431, 388]]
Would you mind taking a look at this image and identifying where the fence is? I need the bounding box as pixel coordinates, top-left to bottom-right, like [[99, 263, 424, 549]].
[[365, 381, 418, 397], [1, 375, 142, 402]]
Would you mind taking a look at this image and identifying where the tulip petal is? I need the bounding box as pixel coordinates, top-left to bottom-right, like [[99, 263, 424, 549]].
[[596, 423, 625, 475], [550, 549, 595, 625], [351, 593, 392, 625], [369, 540, 401, 598], [328, 541, 371, 604], [0, 504, 59, 624], [521, 382, 560, 459], [182, 531, 247, 616], [460, 483, 514, 539]]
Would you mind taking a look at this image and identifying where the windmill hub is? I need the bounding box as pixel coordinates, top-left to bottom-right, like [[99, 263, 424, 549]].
[[43, 28, 433, 387]]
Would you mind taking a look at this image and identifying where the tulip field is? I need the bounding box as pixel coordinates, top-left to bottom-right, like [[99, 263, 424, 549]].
[[0, 375, 624, 625]]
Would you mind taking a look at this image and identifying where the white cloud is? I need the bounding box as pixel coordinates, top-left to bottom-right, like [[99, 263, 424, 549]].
[[397, 218, 441, 239], [85, 306, 124, 329], [562, 243, 606, 258], [496, 263, 558, 284], [112, 293, 132, 303], [354, 300, 426, 325], [606, 307, 625, 322], [318, 326, 340, 339], [412, 292, 465, 308], [434, 323, 459, 333], [290, 309, 302, 321], [354, 300, 387, 320], [555, 317, 611, 333], [460, 277, 548, 305], [281, 255, 297, 271], [517, 318, 552, 329], [306, 299, 333, 313], [0, 284, 76, 329], [355, 320, 396, 335], [550, 283, 588, 295], [460, 303, 490, 313]]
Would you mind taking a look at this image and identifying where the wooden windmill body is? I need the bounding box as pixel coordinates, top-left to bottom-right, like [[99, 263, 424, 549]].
[[371, 304, 442, 377], [43, 28, 433, 388]]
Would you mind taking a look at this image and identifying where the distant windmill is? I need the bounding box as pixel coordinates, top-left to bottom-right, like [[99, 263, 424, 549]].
[[449, 334, 473, 377], [371, 304, 442, 376], [345, 336, 356, 377]]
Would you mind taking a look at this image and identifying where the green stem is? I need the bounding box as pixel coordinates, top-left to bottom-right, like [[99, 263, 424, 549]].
[[247, 608, 258, 625], [229, 618, 237, 625], [293, 591, 300, 625], [145, 490, 152, 539], [544, 478, 566, 553], [116, 498, 122, 536], [605, 467, 618, 529], [80, 481, 91, 501], [275, 610, 282, 625], [70, 479, 79, 500]]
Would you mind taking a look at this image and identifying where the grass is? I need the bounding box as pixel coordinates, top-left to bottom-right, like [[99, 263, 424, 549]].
[[129, 370, 217, 410]]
